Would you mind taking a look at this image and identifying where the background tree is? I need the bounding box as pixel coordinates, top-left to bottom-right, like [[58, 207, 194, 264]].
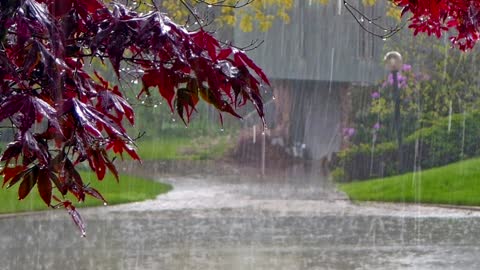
[[163, 0, 480, 50], [328, 0, 480, 182], [333, 25, 480, 182], [114, 0, 365, 33]]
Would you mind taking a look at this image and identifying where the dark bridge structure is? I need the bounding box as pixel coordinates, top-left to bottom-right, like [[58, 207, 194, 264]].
[[233, 1, 387, 160]]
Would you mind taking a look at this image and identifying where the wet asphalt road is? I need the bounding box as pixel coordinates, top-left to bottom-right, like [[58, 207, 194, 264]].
[[1, 161, 480, 270]]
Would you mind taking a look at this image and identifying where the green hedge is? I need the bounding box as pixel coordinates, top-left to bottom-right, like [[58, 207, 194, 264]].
[[333, 111, 480, 182]]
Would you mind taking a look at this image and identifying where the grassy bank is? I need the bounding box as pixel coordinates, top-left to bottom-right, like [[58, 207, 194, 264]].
[[135, 135, 231, 160], [0, 171, 172, 214], [339, 158, 480, 206]]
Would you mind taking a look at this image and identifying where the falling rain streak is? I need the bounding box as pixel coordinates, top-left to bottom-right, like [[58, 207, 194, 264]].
[[2, 1, 480, 270]]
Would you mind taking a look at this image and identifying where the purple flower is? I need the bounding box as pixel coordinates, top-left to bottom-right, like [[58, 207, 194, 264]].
[[373, 122, 381, 130], [383, 72, 408, 88], [371, 91, 380, 99], [397, 74, 408, 88], [343, 127, 355, 138], [402, 64, 412, 72]]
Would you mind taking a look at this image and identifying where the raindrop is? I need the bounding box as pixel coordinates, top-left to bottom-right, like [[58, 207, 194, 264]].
[[360, 17, 365, 23], [272, 96, 276, 100], [172, 118, 176, 122], [103, 202, 108, 206], [220, 128, 224, 132], [207, 4, 212, 8], [154, 104, 158, 108], [448, 100, 452, 133], [141, 100, 145, 104], [261, 131, 265, 136], [382, 37, 387, 41], [81, 233, 86, 238]]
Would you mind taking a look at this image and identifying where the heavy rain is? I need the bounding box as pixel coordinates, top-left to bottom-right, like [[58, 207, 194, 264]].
[[1, 0, 480, 269]]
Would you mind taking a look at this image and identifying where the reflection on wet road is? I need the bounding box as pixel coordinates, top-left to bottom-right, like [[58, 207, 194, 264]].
[[1, 161, 480, 269]]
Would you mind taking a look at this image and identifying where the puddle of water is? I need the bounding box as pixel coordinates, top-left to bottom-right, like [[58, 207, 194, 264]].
[[1, 208, 480, 270], [2, 161, 479, 269]]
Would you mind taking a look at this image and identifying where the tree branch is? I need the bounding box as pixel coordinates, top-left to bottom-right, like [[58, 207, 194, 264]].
[[344, 0, 405, 40]]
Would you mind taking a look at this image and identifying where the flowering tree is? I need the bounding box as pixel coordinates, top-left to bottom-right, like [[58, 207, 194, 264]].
[[0, 0, 269, 235], [369, 63, 422, 142]]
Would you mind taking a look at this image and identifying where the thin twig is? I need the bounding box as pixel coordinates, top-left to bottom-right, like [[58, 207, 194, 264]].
[[344, 0, 405, 40]]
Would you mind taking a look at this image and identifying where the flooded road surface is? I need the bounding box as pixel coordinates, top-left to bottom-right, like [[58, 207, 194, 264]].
[[2, 161, 480, 270]]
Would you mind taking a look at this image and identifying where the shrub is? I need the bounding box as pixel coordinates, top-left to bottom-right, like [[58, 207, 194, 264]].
[[333, 111, 480, 182]]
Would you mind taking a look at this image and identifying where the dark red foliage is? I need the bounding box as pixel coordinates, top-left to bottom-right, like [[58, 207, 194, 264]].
[[0, 0, 269, 235], [394, 0, 480, 50]]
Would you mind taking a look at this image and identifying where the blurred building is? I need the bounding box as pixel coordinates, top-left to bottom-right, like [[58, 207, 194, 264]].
[[233, 1, 387, 160]]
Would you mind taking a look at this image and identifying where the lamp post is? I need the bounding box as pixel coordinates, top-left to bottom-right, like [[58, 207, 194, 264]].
[[384, 51, 403, 172]]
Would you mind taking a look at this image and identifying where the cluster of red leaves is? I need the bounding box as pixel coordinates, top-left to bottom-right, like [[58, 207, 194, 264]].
[[394, 0, 480, 50], [0, 0, 269, 235]]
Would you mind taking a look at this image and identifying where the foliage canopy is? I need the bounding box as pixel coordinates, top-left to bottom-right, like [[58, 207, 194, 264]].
[[0, 0, 269, 235]]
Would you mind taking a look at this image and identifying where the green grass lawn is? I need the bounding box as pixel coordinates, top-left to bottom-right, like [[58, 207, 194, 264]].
[[0, 171, 172, 214], [135, 135, 231, 160], [339, 158, 480, 206]]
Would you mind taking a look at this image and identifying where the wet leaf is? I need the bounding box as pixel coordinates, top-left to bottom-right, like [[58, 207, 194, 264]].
[[0, 141, 23, 163], [84, 186, 107, 204], [64, 201, 86, 236], [234, 51, 270, 85], [18, 166, 39, 200], [37, 168, 52, 206], [1, 165, 26, 188], [142, 69, 175, 111], [50, 171, 67, 195]]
